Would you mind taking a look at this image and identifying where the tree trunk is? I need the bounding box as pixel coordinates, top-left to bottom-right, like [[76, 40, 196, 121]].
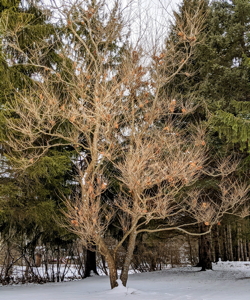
[[101, 255, 108, 275], [238, 224, 244, 261], [150, 256, 157, 271], [187, 235, 195, 265], [240, 238, 244, 261], [106, 256, 118, 289], [247, 243, 250, 261], [227, 225, 233, 261], [210, 232, 214, 263], [223, 226, 229, 261], [196, 234, 202, 267], [99, 239, 118, 289], [56, 247, 60, 282], [120, 230, 137, 286], [243, 240, 247, 261], [237, 239, 241, 261], [84, 248, 99, 278], [213, 225, 220, 262], [199, 223, 212, 271]]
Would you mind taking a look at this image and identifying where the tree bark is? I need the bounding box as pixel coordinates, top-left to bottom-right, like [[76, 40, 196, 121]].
[[187, 235, 195, 265], [99, 239, 118, 289], [84, 248, 99, 278], [120, 230, 137, 286], [106, 256, 118, 289], [223, 226, 229, 261], [248, 243, 250, 260], [199, 223, 212, 271], [238, 224, 244, 261], [243, 240, 247, 261], [227, 225, 233, 261], [213, 225, 220, 262]]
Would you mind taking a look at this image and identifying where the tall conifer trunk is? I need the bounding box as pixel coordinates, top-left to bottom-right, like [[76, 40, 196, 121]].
[[84, 248, 99, 278], [199, 223, 212, 271], [213, 225, 220, 262]]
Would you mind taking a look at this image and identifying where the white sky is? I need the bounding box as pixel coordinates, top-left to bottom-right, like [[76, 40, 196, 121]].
[[44, 0, 181, 33], [119, 0, 182, 51], [41, 0, 182, 52]]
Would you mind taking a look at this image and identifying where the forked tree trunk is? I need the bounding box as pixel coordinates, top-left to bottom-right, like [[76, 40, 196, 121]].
[[120, 230, 137, 286]]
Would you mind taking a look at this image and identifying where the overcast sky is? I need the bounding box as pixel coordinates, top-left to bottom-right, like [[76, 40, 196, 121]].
[[43, 0, 182, 50], [119, 0, 182, 50]]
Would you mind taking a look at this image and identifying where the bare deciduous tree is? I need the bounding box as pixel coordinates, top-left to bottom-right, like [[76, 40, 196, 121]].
[[2, 0, 249, 288]]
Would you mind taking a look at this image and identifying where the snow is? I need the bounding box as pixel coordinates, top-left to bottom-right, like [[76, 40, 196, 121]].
[[1, 262, 250, 300]]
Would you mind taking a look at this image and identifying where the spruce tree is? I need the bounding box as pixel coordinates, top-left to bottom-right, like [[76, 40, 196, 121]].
[[0, 0, 127, 280], [0, 1, 77, 281], [166, 0, 250, 153], [200, 0, 250, 152], [165, 0, 250, 269]]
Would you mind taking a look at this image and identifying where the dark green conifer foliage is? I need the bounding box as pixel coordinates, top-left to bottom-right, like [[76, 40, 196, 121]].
[[0, 0, 76, 258], [0, 0, 58, 103], [163, 0, 250, 269], [1, 0, 127, 280], [166, 0, 250, 152], [164, 0, 209, 96], [200, 0, 250, 151]]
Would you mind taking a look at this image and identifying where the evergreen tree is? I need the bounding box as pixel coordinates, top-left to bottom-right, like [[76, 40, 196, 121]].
[[0, 1, 77, 281], [201, 0, 250, 152], [165, 0, 250, 269], [0, 0, 127, 281], [170, 0, 250, 151]]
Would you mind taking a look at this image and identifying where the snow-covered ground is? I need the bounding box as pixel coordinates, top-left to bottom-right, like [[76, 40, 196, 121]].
[[1, 261, 250, 300]]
